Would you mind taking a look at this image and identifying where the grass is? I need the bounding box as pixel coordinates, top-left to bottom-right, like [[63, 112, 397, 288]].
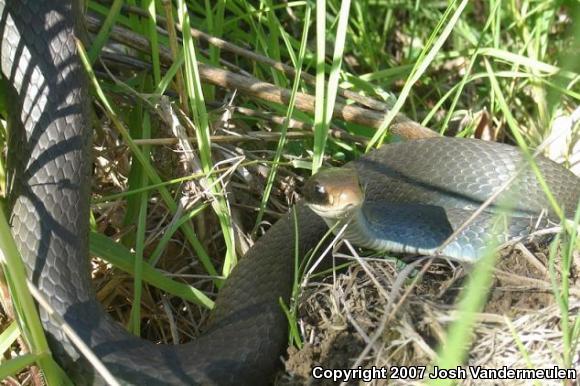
[[368, 0, 470, 149], [0, 0, 579, 384], [0, 208, 66, 385], [252, 2, 312, 235]]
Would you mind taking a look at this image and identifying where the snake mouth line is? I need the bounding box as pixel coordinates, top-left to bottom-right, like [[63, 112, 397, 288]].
[[306, 202, 361, 221]]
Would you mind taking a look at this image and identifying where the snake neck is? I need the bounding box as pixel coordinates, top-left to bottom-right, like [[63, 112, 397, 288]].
[[321, 208, 381, 250], [323, 205, 445, 256]]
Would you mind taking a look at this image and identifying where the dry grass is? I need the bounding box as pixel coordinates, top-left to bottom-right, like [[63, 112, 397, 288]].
[[88, 104, 309, 346], [280, 242, 579, 386]]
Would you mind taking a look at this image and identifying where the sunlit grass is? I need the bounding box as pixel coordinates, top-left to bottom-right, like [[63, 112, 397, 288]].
[[0, 0, 578, 383]]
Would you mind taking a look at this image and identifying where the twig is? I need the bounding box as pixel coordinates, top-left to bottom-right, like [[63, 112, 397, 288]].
[[493, 270, 580, 297], [101, 1, 389, 111], [514, 243, 549, 277], [132, 131, 313, 146], [85, 14, 438, 140], [231, 106, 370, 145], [160, 295, 179, 344], [92, 53, 371, 144]]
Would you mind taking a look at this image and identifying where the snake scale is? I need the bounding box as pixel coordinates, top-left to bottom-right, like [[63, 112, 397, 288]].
[[2, 1, 579, 385]]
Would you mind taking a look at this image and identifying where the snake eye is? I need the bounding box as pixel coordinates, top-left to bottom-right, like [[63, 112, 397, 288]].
[[311, 183, 328, 203], [305, 181, 329, 205]]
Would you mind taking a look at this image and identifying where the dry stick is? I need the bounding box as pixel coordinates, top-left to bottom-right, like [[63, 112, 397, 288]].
[[96, 50, 370, 145], [108, 2, 389, 112], [493, 270, 580, 297], [132, 132, 313, 146], [514, 243, 549, 277], [195, 65, 437, 139], [386, 259, 435, 321], [100, 51, 151, 71], [160, 295, 179, 345], [232, 106, 370, 145], [85, 14, 438, 140]]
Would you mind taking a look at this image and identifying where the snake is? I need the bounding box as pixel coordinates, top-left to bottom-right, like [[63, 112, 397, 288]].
[[2, 1, 579, 385], [303, 141, 579, 261]]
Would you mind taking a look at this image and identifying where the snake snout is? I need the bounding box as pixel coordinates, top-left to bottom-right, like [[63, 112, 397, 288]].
[[304, 168, 364, 219]]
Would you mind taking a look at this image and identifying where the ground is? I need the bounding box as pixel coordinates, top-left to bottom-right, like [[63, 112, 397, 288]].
[[280, 242, 579, 385]]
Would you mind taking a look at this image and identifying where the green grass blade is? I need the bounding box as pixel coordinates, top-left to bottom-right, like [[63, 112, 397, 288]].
[[438, 1, 501, 134], [177, 0, 237, 277], [148, 204, 209, 267], [0, 208, 63, 385], [366, 0, 469, 149], [155, 50, 185, 94], [429, 253, 497, 384], [128, 178, 149, 335], [90, 232, 214, 310], [0, 321, 19, 356], [311, 0, 327, 174], [252, 3, 311, 235], [143, 0, 161, 85], [88, 0, 124, 63], [484, 59, 564, 220], [0, 354, 37, 380], [319, 0, 351, 169], [76, 37, 218, 280]]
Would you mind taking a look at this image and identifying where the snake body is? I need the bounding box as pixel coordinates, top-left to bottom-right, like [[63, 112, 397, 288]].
[[304, 139, 580, 261], [2, 1, 579, 385]]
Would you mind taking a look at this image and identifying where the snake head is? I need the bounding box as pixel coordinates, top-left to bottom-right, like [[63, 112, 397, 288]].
[[303, 168, 365, 220]]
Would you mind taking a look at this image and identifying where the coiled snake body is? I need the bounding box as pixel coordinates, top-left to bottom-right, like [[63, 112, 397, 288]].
[[2, 1, 579, 385]]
